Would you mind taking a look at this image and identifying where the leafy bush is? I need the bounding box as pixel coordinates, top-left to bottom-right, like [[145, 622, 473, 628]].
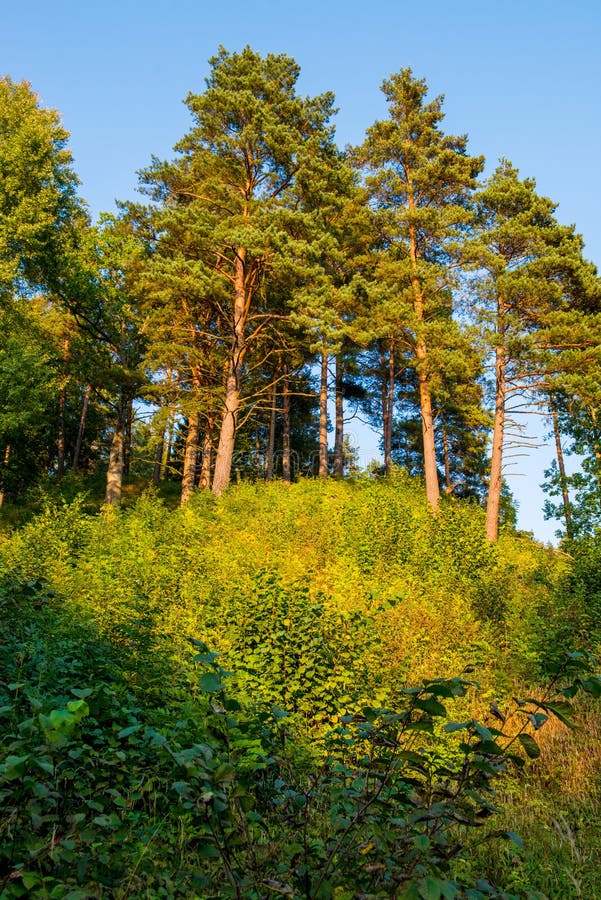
[[1, 479, 601, 896], [2, 605, 599, 900]]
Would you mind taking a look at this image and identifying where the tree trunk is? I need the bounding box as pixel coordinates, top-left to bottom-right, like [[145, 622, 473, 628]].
[[319, 346, 329, 478], [57, 337, 70, 478], [416, 353, 440, 509], [164, 408, 176, 479], [213, 255, 248, 495], [589, 407, 601, 493], [550, 397, 573, 540], [254, 430, 261, 479], [122, 397, 133, 477], [282, 366, 291, 484], [57, 381, 67, 478], [0, 445, 11, 508], [199, 416, 214, 490], [442, 421, 452, 494], [382, 339, 395, 475], [212, 369, 241, 495], [181, 410, 201, 505], [72, 384, 91, 473], [105, 402, 126, 506], [152, 432, 164, 486], [333, 355, 344, 478], [266, 379, 277, 482], [408, 218, 439, 510], [486, 303, 507, 541]]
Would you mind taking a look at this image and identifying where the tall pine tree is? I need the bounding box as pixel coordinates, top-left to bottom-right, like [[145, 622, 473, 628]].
[[358, 69, 483, 510]]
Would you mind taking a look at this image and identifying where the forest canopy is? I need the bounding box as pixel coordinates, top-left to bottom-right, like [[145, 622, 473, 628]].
[[0, 48, 600, 537]]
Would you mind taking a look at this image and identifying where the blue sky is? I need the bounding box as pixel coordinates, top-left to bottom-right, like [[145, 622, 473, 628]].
[[2, 0, 599, 540]]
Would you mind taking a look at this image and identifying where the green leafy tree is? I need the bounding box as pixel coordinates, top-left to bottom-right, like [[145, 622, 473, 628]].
[[0, 302, 59, 500], [0, 77, 84, 303], [63, 215, 150, 505]]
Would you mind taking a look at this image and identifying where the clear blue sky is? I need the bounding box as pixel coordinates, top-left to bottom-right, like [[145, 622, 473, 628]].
[[2, 0, 600, 541]]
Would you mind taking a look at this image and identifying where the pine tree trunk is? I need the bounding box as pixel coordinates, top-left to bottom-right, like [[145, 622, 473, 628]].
[[333, 356, 344, 478], [72, 384, 91, 473], [212, 370, 241, 495], [57, 381, 67, 478], [57, 337, 70, 478], [589, 408, 601, 493], [266, 379, 277, 482], [486, 308, 507, 541], [383, 339, 395, 475], [105, 403, 126, 506], [319, 346, 329, 478], [282, 366, 291, 484], [181, 410, 201, 505], [212, 253, 247, 495], [152, 433, 164, 486], [408, 220, 439, 510], [416, 351, 440, 509], [254, 430, 261, 479], [550, 398, 573, 539], [123, 397, 133, 477], [199, 416, 214, 490], [164, 406, 176, 480], [0, 445, 11, 508], [442, 421, 452, 494]]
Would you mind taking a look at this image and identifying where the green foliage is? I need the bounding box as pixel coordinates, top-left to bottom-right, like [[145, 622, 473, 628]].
[[1, 480, 600, 897], [2, 568, 600, 900], [217, 571, 380, 726], [0, 76, 83, 300]]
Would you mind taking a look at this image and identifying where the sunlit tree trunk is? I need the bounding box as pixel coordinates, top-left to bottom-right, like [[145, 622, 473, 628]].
[[409, 216, 439, 510], [105, 401, 126, 506], [486, 302, 507, 541], [266, 379, 277, 482], [590, 408, 601, 493], [212, 370, 240, 495], [0, 445, 11, 508], [333, 356, 344, 478], [319, 345, 329, 478], [181, 410, 201, 505], [442, 420, 452, 494], [213, 252, 247, 495], [123, 397, 133, 477], [382, 338, 395, 475], [164, 407, 176, 480], [152, 434, 164, 486], [282, 366, 291, 484], [199, 416, 214, 490], [56, 337, 70, 478]]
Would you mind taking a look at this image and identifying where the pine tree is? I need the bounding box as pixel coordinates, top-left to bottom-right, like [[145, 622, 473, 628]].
[[358, 68, 484, 510], [468, 161, 598, 540], [138, 47, 340, 495]]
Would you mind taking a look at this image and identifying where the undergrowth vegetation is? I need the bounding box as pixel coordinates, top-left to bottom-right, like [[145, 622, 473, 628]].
[[1, 477, 601, 898]]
